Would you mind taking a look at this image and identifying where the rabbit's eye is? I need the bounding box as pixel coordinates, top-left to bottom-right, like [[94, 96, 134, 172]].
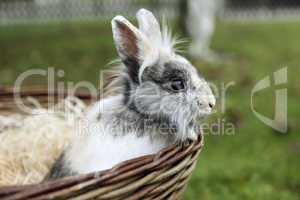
[[170, 79, 185, 92]]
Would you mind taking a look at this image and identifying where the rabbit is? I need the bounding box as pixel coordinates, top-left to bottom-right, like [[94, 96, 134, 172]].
[[45, 8, 216, 180]]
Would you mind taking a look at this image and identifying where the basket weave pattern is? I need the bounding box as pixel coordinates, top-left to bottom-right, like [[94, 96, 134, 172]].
[[0, 87, 203, 200]]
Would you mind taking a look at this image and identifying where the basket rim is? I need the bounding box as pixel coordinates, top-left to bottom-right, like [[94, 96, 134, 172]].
[[0, 136, 203, 198]]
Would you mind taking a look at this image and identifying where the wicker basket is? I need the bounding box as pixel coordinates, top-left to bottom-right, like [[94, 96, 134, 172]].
[[0, 86, 203, 200]]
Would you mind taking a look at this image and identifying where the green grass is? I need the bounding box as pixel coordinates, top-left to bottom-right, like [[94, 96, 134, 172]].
[[0, 22, 115, 85], [0, 21, 299, 200]]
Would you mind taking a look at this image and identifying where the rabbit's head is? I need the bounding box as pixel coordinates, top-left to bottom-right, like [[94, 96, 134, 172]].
[[111, 9, 215, 141]]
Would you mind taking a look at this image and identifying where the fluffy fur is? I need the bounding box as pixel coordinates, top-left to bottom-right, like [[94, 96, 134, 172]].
[[46, 9, 215, 180]]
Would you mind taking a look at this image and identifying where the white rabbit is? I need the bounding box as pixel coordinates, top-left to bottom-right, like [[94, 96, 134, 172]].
[[46, 9, 215, 180]]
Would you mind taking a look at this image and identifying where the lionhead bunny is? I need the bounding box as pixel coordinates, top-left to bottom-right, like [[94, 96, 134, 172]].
[[46, 9, 215, 180]]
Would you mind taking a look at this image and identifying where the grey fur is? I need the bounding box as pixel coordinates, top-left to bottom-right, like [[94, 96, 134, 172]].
[[44, 151, 76, 181]]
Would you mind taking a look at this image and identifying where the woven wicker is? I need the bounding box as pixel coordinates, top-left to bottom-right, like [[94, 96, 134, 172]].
[[0, 86, 203, 200]]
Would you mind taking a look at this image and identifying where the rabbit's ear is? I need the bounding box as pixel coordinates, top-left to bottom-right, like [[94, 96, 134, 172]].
[[112, 16, 152, 83], [136, 9, 162, 48]]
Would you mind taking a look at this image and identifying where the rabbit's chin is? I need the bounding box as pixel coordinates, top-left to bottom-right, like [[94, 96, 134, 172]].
[[171, 120, 200, 142], [173, 128, 198, 142], [186, 129, 198, 141], [188, 120, 202, 140]]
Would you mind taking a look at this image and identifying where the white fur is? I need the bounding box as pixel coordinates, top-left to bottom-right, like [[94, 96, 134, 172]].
[[66, 96, 169, 173], [136, 9, 162, 49], [67, 130, 167, 173]]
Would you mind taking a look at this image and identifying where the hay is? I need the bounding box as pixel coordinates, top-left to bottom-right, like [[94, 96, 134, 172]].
[[0, 97, 86, 186]]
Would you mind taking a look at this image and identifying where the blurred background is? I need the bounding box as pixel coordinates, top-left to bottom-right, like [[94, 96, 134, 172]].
[[0, 0, 299, 199]]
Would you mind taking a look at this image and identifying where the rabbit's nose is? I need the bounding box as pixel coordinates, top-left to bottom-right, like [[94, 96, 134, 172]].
[[197, 100, 215, 109], [208, 99, 216, 108]]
